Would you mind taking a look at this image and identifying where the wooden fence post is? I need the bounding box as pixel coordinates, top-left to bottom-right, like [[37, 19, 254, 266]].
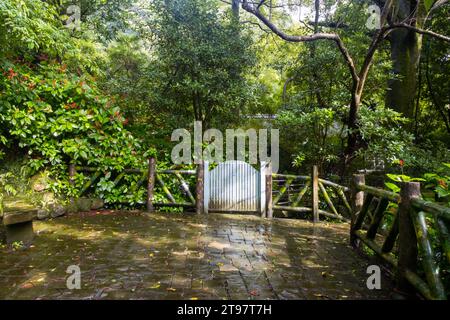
[[69, 163, 76, 204], [397, 182, 420, 294], [69, 163, 76, 186], [196, 160, 204, 214], [146, 157, 156, 212], [350, 174, 365, 246], [265, 162, 273, 219], [311, 165, 319, 223], [204, 161, 209, 214]]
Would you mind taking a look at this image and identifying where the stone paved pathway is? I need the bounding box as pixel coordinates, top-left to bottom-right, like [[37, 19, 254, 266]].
[[0, 211, 394, 299]]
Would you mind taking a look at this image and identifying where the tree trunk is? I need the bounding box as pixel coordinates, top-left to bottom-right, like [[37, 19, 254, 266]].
[[232, 0, 240, 20], [310, 0, 326, 108], [341, 89, 361, 177], [386, 28, 422, 118], [386, 0, 425, 119]]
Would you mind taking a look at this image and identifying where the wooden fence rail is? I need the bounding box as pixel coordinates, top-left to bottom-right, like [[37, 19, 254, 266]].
[[69, 158, 201, 212], [271, 165, 351, 222], [350, 175, 450, 300]]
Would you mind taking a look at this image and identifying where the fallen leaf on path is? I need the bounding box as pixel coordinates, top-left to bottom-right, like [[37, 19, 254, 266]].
[[20, 282, 34, 289], [249, 290, 259, 296], [149, 282, 161, 289]]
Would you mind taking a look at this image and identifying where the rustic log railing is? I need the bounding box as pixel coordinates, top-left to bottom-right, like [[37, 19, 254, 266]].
[[350, 175, 450, 300], [270, 165, 352, 222], [69, 158, 201, 212], [67, 158, 449, 299]]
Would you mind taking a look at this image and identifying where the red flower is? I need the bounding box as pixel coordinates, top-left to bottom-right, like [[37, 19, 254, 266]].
[[7, 68, 18, 80], [399, 159, 405, 167], [66, 102, 78, 109]]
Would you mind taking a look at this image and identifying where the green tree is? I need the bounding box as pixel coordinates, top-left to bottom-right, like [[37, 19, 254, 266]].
[[241, 0, 450, 174], [150, 0, 257, 129]]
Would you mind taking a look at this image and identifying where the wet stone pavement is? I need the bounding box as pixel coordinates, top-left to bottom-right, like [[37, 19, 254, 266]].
[[0, 211, 394, 299]]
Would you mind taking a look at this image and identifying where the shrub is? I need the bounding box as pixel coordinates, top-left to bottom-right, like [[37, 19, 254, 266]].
[[0, 59, 147, 200]]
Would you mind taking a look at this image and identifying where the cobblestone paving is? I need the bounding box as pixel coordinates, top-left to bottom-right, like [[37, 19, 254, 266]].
[[0, 211, 394, 299]]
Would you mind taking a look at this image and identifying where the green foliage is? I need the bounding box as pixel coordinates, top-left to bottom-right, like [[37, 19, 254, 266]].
[[149, 0, 257, 128], [422, 164, 450, 204], [11, 241, 24, 250], [0, 157, 35, 214], [384, 173, 425, 193], [276, 107, 342, 170], [276, 103, 413, 173], [0, 59, 145, 197], [0, 173, 16, 197], [357, 105, 413, 165], [63, 35, 107, 77], [0, 0, 449, 211], [384, 182, 401, 193], [416, 5, 450, 144], [0, 172, 17, 214], [424, 0, 437, 12], [384, 164, 450, 205], [101, 34, 153, 124], [0, 0, 69, 56]]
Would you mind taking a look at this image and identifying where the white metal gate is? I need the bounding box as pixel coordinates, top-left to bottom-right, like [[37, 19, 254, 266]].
[[204, 160, 266, 214]]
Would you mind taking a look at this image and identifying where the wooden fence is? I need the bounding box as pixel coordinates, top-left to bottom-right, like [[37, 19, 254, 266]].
[[67, 160, 449, 299], [69, 158, 202, 213], [350, 174, 450, 300], [268, 165, 352, 222]]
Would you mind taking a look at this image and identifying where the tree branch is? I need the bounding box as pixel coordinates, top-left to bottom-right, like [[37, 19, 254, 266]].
[[307, 21, 349, 29], [387, 23, 450, 42], [241, 0, 359, 83], [241, 20, 271, 33], [356, 0, 395, 95]]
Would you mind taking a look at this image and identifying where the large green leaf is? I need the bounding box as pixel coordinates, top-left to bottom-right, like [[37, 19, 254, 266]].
[[385, 182, 400, 193]]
